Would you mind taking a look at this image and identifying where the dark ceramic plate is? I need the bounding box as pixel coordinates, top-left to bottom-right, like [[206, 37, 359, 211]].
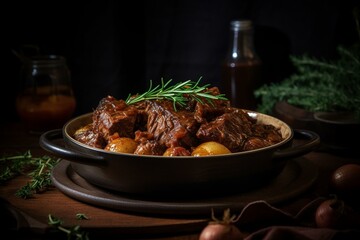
[[51, 158, 318, 217]]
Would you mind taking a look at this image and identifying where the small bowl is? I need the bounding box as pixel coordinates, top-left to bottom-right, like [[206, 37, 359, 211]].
[[273, 101, 360, 155], [313, 111, 360, 153]]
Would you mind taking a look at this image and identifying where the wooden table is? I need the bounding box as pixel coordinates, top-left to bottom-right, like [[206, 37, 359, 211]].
[[1, 121, 359, 240]]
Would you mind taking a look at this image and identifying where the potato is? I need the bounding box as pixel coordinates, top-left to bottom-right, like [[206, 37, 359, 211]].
[[191, 141, 231, 156], [74, 123, 92, 137], [105, 137, 138, 153]]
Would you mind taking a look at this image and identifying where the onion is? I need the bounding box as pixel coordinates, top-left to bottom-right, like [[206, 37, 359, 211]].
[[199, 208, 243, 240], [331, 164, 360, 191], [315, 198, 344, 228], [330, 163, 360, 208], [315, 198, 360, 229]]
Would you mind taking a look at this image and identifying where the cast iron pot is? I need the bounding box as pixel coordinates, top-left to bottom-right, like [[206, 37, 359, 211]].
[[39, 111, 320, 197]]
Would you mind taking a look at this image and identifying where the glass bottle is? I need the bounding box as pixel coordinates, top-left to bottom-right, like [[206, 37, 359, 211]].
[[221, 20, 262, 110], [16, 55, 76, 133]]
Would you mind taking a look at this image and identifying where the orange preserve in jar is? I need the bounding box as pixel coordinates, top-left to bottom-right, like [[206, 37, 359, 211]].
[[16, 55, 76, 133]]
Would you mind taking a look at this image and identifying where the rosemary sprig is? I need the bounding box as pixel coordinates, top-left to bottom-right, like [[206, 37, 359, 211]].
[[0, 150, 60, 199], [125, 77, 228, 111]]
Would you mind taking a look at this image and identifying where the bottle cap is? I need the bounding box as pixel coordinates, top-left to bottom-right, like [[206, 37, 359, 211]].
[[230, 20, 252, 31]]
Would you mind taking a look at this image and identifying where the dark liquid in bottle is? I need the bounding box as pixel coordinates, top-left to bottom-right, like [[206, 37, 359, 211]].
[[221, 60, 262, 110]]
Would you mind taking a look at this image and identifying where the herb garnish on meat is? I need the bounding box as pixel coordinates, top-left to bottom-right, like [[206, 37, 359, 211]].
[[125, 77, 228, 111]]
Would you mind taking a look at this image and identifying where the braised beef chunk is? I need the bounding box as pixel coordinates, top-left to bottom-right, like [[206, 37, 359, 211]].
[[196, 108, 254, 152], [243, 137, 272, 151], [134, 130, 154, 142], [252, 124, 284, 144], [193, 87, 231, 124], [242, 123, 284, 151], [92, 96, 139, 140], [146, 100, 200, 148], [134, 140, 166, 155]]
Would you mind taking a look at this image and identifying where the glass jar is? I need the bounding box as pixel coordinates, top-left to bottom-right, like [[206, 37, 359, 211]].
[[221, 20, 262, 110], [16, 55, 76, 133]]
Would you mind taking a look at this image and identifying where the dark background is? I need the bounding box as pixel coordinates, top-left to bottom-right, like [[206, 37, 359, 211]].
[[2, 0, 359, 123]]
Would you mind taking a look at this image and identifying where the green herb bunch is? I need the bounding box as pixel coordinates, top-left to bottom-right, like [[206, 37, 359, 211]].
[[254, 44, 360, 119], [0, 150, 60, 199], [255, 8, 360, 119]]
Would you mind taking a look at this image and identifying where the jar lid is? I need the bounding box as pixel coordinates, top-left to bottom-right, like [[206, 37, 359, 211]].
[[27, 55, 67, 67]]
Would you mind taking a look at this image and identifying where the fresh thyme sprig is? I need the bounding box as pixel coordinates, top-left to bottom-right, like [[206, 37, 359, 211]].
[[125, 77, 227, 111], [76, 213, 90, 220], [0, 150, 60, 199], [0, 150, 33, 182], [48, 214, 89, 240]]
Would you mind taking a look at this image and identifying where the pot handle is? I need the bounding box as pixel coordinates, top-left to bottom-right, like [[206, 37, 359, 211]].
[[39, 129, 106, 165], [273, 129, 320, 160]]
